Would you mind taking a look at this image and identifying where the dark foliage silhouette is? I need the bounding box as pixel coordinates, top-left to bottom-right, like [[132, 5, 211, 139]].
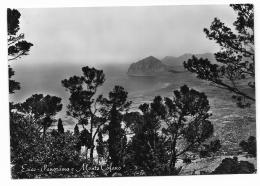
[[15, 94, 62, 138], [57, 118, 64, 134], [126, 85, 219, 175], [100, 86, 131, 166], [212, 157, 255, 174], [74, 124, 79, 136], [199, 139, 221, 158], [10, 112, 42, 178], [62, 66, 105, 163], [7, 8, 33, 94], [239, 136, 256, 157], [127, 104, 169, 175], [184, 4, 254, 108], [96, 131, 106, 163]]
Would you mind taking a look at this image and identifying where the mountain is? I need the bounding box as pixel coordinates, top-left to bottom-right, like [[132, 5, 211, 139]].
[[127, 56, 169, 76], [127, 53, 217, 76], [161, 53, 217, 71]]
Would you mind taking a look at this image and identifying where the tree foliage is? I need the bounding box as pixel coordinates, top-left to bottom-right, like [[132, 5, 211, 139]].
[[74, 124, 79, 136], [10, 112, 42, 178], [9, 67, 20, 94], [7, 8, 33, 94], [57, 118, 64, 134], [127, 103, 168, 175], [199, 139, 221, 158], [8, 9, 33, 61], [239, 136, 256, 157], [96, 131, 106, 162], [212, 157, 255, 174], [127, 85, 218, 175], [15, 94, 62, 137], [184, 4, 254, 108], [100, 86, 131, 166], [61, 66, 105, 163]]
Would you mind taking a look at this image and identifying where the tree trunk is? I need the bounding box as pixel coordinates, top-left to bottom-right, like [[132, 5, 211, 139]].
[[43, 126, 46, 140], [90, 146, 94, 164], [169, 136, 178, 175], [90, 115, 94, 164], [169, 155, 177, 175], [85, 148, 88, 162]]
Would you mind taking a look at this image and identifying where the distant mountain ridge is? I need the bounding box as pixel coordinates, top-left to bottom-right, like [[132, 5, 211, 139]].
[[127, 53, 217, 76], [162, 53, 217, 70]]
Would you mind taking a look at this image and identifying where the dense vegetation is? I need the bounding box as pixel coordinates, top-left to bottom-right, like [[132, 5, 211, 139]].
[[9, 4, 256, 179]]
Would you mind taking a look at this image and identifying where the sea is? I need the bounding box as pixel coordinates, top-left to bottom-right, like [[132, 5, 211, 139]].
[[9, 62, 256, 154]]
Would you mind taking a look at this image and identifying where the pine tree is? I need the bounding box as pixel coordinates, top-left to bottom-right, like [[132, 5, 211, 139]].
[[129, 85, 217, 175], [57, 118, 64, 134], [16, 94, 62, 138], [74, 124, 79, 136], [107, 105, 126, 166], [8, 9, 33, 94], [79, 129, 92, 152], [130, 99, 167, 175], [100, 86, 131, 166], [184, 4, 254, 108], [62, 66, 105, 163], [73, 124, 81, 153], [96, 132, 105, 163]]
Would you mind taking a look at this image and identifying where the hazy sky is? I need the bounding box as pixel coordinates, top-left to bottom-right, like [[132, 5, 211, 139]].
[[10, 5, 239, 122], [18, 5, 237, 65]]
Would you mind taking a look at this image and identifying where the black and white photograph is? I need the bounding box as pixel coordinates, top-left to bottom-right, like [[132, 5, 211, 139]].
[[6, 3, 256, 179]]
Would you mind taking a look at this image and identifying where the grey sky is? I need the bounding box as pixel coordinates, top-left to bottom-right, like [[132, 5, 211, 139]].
[[18, 5, 236, 65]]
